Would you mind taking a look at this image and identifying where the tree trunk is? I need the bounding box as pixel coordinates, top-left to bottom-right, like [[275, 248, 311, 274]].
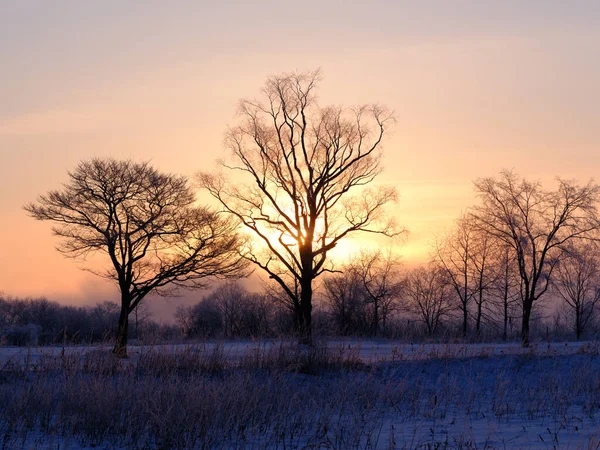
[[135, 306, 139, 341], [298, 277, 313, 346], [462, 273, 468, 338], [503, 292, 508, 341], [476, 273, 484, 335], [575, 306, 581, 340], [502, 248, 509, 341], [372, 301, 379, 337], [113, 294, 131, 357], [476, 300, 482, 335], [521, 299, 532, 347]]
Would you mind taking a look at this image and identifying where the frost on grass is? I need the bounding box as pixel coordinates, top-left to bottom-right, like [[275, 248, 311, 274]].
[[1, 341, 600, 449]]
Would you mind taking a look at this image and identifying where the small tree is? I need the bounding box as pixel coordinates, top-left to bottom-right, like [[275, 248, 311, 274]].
[[208, 282, 247, 337], [490, 244, 521, 341], [25, 158, 247, 356], [435, 215, 475, 337], [553, 242, 600, 340], [200, 70, 399, 344], [132, 301, 152, 341], [471, 170, 600, 346], [469, 225, 496, 336], [323, 268, 368, 335], [353, 250, 402, 335], [403, 265, 453, 337]]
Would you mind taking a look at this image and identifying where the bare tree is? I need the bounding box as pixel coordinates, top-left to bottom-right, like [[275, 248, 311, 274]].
[[490, 244, 522, 340], [353, 250, 402, 335], [435, 215, 475, 337], [323, 267, 368, 335], [200, 70, 399, 344], [210, 282, 247, 337], [469, 224, 496, 336], [322, 250, 401, 336], [132, 301, 152, 341], [403, 265, 453, 337], [25, 158, 247, 356], [175, 305, 195, 337], [471, 170, 600, 346], [553, 242, 600, 340]]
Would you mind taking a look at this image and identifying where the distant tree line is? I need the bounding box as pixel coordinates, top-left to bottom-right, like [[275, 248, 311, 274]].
[[0, 295, 177, 346], [175, 283, 286, 338]]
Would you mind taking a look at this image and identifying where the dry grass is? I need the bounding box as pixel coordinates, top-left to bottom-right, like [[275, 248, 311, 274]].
[[0, 341, 380, 450], [2, 342, 600, 449]]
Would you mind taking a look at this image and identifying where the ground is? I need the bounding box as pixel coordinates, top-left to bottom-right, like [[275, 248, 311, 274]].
[[1, 339, 600, 449]]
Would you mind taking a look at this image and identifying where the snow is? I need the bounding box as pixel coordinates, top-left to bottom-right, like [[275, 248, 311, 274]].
[[0, 338, 596, 366], [2, 340, 600, 449]]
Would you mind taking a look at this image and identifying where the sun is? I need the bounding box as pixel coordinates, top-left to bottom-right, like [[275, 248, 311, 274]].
[[246, 222, 399, 269]]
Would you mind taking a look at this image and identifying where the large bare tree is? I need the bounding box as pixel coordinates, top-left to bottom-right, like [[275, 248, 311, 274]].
[[471, 170, 600, 346], [200, 70, 399, 344], [25, 158, 247, 356]]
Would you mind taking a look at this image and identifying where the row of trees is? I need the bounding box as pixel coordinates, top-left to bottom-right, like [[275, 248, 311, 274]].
[[175, 283, 279, 338], [463, 172, 599, 345], [0, 296, 145, 345], [21, 70, 600, 355], [325, 169, 600, 343], [174, 247, 600, 340], [322, 240, 600, 341], [433, 212, 600, 342], [4, 266, 594, 347]]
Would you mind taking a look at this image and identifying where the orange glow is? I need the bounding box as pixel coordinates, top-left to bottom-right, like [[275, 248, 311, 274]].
[[1, 2, 599, 306]]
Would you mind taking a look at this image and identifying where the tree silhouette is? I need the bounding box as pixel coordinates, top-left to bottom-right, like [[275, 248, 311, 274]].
[[323, 250, 402, 336], [353, 250, 402, 335], [25, 158, 247, 356], [403, 265, 453, 337], [323, 268, 367, 335], [553, 242, 600, 340], [434, 215, 476, 337], [471, 170, 600, 346], [200, 70, 399, 344]]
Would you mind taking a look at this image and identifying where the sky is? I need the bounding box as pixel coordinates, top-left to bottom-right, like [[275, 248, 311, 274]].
[[1, 0, 600, 316]]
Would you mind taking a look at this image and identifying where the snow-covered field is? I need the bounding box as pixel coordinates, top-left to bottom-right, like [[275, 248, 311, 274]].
[[1, 338, 596, 365], [2, 340, 600, 449]]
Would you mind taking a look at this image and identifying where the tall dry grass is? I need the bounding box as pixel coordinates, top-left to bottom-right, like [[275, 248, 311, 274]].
[[1, 342, 600, 449]]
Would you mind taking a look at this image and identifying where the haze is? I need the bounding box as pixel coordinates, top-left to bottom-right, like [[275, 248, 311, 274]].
[[1, 0, 600, 313]]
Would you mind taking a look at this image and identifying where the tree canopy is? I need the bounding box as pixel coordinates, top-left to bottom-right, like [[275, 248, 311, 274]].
[[26, 158, 247, 355]]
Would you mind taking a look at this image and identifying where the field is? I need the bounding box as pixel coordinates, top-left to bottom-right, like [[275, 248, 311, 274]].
[[1, 340, 600, 449]]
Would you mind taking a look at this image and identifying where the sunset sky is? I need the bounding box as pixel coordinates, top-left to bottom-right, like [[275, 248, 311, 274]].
[[1, 1, 600, 315]]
